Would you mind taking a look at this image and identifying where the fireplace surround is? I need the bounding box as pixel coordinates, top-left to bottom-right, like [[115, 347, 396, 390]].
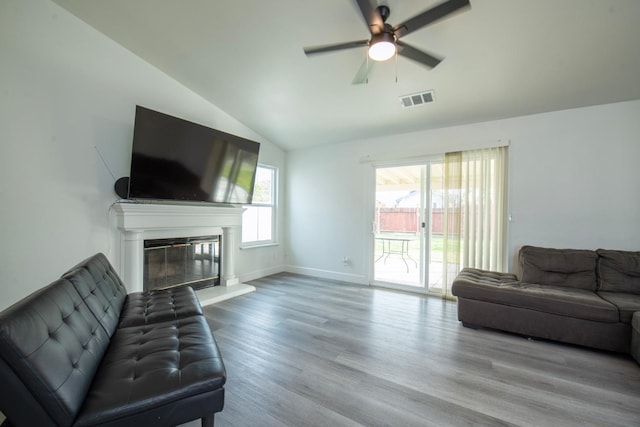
[[112, 202, 255, 304]]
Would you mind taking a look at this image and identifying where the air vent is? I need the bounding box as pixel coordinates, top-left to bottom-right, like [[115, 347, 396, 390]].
[[400, 90, 435, 108]]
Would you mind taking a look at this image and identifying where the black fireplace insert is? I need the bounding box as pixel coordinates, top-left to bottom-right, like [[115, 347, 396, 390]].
[[143, 235, 220, 292]]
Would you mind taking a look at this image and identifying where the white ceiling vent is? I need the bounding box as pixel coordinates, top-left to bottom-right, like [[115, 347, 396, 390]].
[[400, 90, 435, 109]]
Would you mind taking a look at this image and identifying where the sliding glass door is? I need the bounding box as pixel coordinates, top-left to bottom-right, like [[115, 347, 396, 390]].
[[372, 161, 444, 293]]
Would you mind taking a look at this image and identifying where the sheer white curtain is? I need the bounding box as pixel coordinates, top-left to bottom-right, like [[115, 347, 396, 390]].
[[441, 146, 509, 298]]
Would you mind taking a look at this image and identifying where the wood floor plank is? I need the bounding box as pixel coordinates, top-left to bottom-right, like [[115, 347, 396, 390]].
[[196, 273, 640, 427]]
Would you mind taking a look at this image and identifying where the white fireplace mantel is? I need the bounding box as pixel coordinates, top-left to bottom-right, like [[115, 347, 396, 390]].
[[112, 201, 255, 304]]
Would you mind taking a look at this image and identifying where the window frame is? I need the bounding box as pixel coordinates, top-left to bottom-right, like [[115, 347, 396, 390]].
[[241, 164, 278, 248]]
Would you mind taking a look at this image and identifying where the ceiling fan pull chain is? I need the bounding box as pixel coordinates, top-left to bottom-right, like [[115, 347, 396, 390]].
[[366, 51, 369, 84], [395, 49, 398, 83]]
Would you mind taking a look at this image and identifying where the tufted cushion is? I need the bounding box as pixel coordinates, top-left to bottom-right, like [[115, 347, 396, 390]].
[[119, 286, 203, 328], [452, 268, 518, 287], [596, 249, 640, 294], [519, 246, 598, 291], [63, 253, 128, 337], [0, 279, 111, 426], [452, 268, 518, 300], [74, 315, 226, 426]]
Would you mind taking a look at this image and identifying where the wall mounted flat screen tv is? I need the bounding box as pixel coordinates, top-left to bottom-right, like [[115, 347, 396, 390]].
[[128, 106, 260, 205]]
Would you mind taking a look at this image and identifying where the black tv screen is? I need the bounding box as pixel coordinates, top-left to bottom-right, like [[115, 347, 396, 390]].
[[128, 106, 260, 204]]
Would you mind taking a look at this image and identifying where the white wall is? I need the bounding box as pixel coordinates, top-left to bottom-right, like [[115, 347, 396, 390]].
[[286, 100, 640, 283], [2, 1, 638, 311], [0, 0, 286, 310]]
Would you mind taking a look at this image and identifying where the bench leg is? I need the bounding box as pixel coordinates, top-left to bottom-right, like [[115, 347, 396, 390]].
[[201, 414, 214, 427]]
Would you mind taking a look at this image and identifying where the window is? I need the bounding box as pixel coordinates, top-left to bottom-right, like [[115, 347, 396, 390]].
[[242, 165, 277, 246]]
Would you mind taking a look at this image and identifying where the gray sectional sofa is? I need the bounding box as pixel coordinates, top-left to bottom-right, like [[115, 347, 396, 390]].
[[452, 246, 640, 359]]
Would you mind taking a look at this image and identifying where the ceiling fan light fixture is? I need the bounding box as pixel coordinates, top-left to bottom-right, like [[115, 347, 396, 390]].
[[368, 33, 396, 61]]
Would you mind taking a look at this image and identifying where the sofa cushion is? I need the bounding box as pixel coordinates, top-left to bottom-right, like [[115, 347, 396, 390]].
[[63, 253, 128, 337], [452, 268, 519, 287], [0, 279, 111, 426], [453, 271, 619, 323], [74, 315, 226, 426], [597, 291, 640, 323], [519, 246, 598, 291], [119, 286, 203, 328], [597, 249, 640, 294]]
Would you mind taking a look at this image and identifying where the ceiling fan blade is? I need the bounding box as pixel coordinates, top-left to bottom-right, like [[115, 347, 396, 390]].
[[352, 59, 375, 85], [354, 0, 384, 34], [396, 40, 442, 69], [304, 39, 369, 56], [393, 0, 470, 38]]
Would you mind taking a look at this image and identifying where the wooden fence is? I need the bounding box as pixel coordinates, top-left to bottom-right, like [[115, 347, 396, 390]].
[[376, 208, 460, 234]]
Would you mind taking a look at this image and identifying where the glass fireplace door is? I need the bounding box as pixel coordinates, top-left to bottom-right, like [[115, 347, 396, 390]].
[[143, 235, 220, 291]]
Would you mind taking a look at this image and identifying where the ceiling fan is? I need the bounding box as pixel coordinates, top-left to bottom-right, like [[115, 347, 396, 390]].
[[303, 0, 471, 84]]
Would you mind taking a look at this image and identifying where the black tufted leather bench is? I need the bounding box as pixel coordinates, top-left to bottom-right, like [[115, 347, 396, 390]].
[[0, 253, 226, 427]]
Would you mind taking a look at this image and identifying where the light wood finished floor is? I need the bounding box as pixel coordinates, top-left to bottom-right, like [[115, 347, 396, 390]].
[[196, 273, 640, 427]]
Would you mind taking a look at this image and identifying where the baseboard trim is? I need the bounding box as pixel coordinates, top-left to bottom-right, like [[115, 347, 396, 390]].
[[196, 283, 256, 306], [284, 265, 368, 285], [239, 265, 285, 283]]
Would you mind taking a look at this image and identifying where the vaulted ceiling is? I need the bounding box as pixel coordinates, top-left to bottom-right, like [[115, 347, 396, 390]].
[[52, 0, 640, 151]]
